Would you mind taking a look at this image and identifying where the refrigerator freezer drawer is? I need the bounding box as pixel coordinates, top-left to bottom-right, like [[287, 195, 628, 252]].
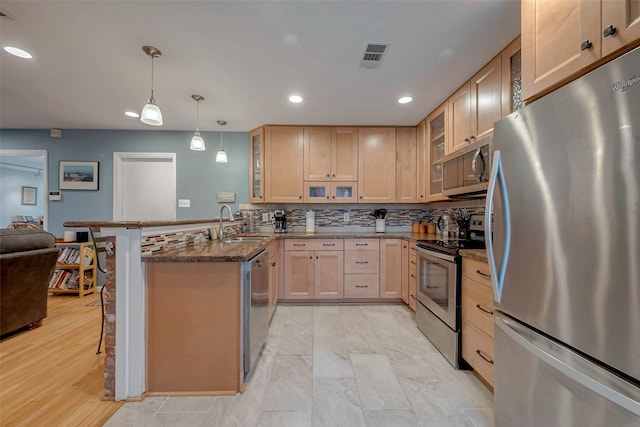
[[494, 314, 640, 427]]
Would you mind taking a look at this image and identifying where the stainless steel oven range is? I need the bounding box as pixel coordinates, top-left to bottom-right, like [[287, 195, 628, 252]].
[[415, 216, 486, 368]]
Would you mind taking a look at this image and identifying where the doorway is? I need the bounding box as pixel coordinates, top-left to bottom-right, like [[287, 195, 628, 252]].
[[0, 149, 48, 229], [113, 152, 176, 221]]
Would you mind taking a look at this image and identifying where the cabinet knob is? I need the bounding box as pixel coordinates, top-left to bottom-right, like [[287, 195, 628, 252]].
[[299, 196, 302, 199], [326, 196, 330, 199], [420, 195, 424, 198], [469, 136, 476, 141], [580, 40, 592, 51], [464, 138, 470, 143], [332, 174, 336, 177], [360, 196, 363, 199], [326, 174, 330, 177], [332, 195, 336, 199], [271, 262, 276, 267], [603, 25, 617, 37]]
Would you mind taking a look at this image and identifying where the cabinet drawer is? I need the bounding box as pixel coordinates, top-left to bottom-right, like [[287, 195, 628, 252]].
[[461, 277, 495, 338], [462, 319, 494, 387], [344, 274, 380, 298], [344, 239, 379, 251], [344, 250, 379, 274], [285, 239, 343, 251], [461, 257, 492, 287]]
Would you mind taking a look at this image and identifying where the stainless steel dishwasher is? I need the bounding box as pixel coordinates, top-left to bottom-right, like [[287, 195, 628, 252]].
[[242, 249, 268, 379]]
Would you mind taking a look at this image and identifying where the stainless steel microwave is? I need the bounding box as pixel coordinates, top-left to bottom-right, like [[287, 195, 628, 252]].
[[441, 134, 492, 197]]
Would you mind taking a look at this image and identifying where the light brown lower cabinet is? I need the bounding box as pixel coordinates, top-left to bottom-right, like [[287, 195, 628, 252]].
[[146, 262, 242, 394], [267, 241, 280, 319], [380, 239, 403, 298], [283, 239, 344, 299], [461, 257, 495, 387], [408, 246, 417, 311]]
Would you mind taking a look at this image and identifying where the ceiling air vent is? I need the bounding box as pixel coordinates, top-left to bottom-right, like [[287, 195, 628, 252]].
[[360, 43, 389, 69]]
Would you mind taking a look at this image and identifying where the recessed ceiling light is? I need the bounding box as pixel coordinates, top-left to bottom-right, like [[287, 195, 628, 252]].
[[398, 96, 412, 104], [4, 46, 32, 59], [289, 95, 303, 103], [125, 111, 140, 118]]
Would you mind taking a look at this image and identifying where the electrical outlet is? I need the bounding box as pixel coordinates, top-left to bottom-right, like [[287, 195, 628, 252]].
[[262, 212, 270, 222], [178, 199, 190, 208], [344, 212, 349, 222]]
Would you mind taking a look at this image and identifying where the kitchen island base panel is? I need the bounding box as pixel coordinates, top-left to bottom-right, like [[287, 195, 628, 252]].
[[146, 262, 242, 394]]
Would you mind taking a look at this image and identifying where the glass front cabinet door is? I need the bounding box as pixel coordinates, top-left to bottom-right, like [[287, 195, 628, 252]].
[[249, 127, 264, 203], [304, 181, 357, 203]]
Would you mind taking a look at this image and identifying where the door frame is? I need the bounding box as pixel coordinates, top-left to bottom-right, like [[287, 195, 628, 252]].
[[112, 152, 176, 221], [0, 149, 48, 230]]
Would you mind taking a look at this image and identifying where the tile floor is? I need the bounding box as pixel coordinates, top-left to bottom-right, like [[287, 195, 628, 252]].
[[104, 304, 494, 427]]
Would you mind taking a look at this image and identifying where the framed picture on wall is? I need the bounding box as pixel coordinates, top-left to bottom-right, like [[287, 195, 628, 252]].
[[21, 186, 37, 205], [59, 161, 99, 190]]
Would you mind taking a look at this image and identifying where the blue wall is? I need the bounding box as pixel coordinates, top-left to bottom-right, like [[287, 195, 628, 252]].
[[0, 129, 249, 237]]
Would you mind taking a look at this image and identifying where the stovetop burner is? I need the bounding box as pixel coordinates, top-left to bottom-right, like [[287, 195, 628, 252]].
[[417, 239, 486, 255]]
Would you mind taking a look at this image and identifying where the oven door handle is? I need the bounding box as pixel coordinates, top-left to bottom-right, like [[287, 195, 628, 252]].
[[415, 246, 457, 263], [485, 149, 511, 303]]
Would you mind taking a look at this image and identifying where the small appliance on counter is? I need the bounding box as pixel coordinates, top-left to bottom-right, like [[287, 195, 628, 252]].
[[274, 210, 287, 233]]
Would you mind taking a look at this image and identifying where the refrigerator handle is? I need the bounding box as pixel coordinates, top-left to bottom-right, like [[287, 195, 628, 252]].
[[496, 315, 640, 417], [484, 150, 511, 303]]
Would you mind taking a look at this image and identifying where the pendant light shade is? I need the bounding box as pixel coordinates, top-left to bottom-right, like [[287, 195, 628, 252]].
[[216, 120, 228, 163], [140, 46, 163, 126], [190, 95, 206, 151]]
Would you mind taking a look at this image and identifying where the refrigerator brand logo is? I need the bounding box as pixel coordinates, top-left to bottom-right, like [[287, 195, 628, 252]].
[[611, 74, 639, 92]]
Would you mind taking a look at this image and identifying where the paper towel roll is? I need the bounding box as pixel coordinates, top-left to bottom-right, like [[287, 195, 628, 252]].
[[305, 210, 316, 233], [63, 231, 76, 242]]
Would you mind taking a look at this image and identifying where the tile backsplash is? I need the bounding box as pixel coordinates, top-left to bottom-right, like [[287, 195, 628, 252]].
[[240, 199, 485, 233]]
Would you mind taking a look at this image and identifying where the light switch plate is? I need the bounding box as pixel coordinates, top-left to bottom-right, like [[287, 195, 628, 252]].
[[178, 199, 190, 208]]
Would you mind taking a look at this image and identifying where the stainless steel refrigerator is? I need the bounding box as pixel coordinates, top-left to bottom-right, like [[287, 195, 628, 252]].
[[486, 46, 640, 426]]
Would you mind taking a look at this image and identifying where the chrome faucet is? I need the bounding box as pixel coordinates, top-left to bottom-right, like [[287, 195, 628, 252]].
[[219, 204, 235, 240]]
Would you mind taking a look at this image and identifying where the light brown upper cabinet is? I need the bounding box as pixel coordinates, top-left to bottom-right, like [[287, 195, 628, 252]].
[[449, 55, 502, 154], [249, 127, 265, 204], [522, 0, 640, 101], [501, 36, 522, 117], [601, 1, 640, 56], [447, 82, 473, 154], [358, 128, 397, 203], [303, 127, 332, 181], [265, 126, 304, 203], [396, 127, 425, 203], [426, 102, 448, 202], [332, 127, 359, 181], [303, 127, 358, 181], [470, 54, 502, 141], [303, 127, 358, 203]]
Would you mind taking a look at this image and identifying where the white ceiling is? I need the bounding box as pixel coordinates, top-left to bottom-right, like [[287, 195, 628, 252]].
[[0, 1, 520, 132]]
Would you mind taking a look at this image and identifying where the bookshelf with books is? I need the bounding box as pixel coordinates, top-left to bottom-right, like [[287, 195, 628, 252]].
[[49, 242, 97, 297]]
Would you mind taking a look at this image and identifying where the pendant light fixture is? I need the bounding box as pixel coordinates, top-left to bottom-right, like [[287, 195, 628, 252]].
[[140, 46, 163, 126], [190, 95, 205, 151], [216, 120, 228, 163]]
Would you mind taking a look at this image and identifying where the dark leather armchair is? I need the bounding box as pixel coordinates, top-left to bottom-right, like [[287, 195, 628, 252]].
[[0, 228, 59, 336]]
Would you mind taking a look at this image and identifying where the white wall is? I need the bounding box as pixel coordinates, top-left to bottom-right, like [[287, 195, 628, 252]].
[[0, 166, 44, 227]]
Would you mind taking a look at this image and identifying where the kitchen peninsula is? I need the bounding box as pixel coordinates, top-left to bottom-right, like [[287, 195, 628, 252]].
[[64, 218, 444, 399]]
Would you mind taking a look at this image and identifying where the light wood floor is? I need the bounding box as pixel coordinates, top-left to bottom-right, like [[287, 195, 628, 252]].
[[0, 294, 123, 426]]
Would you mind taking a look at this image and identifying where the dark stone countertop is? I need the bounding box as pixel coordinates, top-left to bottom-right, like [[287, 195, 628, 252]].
[[141, 231, 444, 263], [459, 248, 489, 263], [63, 218, 220, 229]]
